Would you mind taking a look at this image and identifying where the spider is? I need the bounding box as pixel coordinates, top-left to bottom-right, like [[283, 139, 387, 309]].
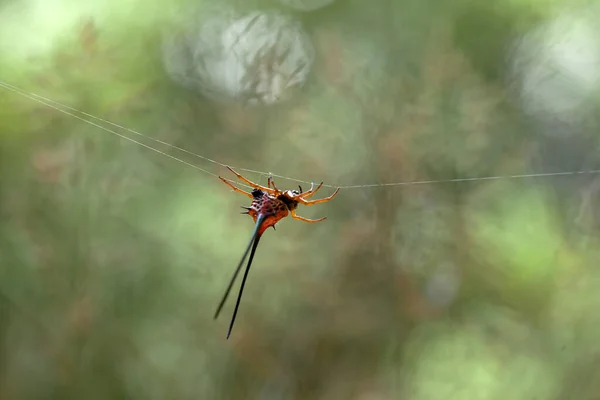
[[214, 166, 340, 339]]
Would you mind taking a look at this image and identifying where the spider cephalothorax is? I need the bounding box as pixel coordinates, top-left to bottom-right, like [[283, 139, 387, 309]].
[[214, 166, 339, 339]]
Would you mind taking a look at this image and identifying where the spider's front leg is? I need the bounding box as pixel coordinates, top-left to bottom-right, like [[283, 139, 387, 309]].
[[296, 187, 340, 206], [299, 182, 324, 199], [290, 208, 327, 223]]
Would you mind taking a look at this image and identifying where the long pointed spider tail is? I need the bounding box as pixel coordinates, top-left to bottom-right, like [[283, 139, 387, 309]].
[[226, 232, 262, 339], [214, 214, 266, 320]]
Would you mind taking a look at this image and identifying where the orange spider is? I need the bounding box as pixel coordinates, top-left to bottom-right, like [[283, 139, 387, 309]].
[[214, 166, 340, 339]]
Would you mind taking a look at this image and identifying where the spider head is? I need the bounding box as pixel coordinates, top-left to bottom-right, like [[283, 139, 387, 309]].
[[283, 189, 301, 198]]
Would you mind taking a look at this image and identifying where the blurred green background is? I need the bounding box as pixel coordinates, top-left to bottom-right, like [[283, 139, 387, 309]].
[[1, 0, 600, 398]]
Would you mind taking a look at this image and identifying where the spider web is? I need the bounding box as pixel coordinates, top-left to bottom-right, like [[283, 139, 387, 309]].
[[2, 80, 600, 190]]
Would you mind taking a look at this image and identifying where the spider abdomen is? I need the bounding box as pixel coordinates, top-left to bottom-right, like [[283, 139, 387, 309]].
[[244, 190, 291, 233]]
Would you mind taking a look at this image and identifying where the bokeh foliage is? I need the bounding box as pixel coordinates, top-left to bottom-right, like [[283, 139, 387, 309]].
[[1, 0, 600, 399]]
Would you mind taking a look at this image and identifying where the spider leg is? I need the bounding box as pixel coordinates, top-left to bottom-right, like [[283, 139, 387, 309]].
[[290, 208, 327, 223], [300, 182, 324, 199], [226, 166, 275, 195], [297, 188, 340, 206], [267, 174, 281, 196], [219, 177, 253, 199], [267, 173, 282, 195]]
